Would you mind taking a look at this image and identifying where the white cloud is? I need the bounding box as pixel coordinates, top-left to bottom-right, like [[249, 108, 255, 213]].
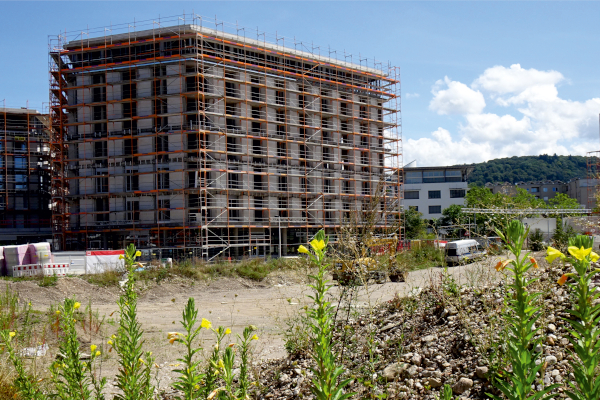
[[405, 93, 420, 99], [429, 77, 486, 115], [406, 65, 600, 167]]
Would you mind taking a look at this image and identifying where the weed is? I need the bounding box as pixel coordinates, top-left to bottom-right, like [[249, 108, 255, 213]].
[[38, 274, 58, 287]]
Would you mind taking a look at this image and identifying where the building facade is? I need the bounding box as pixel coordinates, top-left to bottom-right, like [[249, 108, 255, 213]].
[[0, 108, 52, 244], [487, 179, 597, 209], [403, 165, 472, 220], [49, 18, 402, 257]]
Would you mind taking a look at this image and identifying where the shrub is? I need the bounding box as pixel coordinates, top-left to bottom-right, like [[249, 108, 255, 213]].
[[528, 228, 545, 251]]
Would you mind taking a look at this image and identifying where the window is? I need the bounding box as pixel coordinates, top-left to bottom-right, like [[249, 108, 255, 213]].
[[94, 141, 107, 157], [126, 200, 139, 221], [126, 174, 139, 191], [531, 187, 539, 193], [156, 136, 169, 153], [450, 189, 466, 198], [428, 190, 441, 199], [405, 191, 419, 199], [429, 205, 442, 214], [158, 199, 170, 221], [96, 177, 108, 193], [543, 196, 549, 201], [157, 173, 170, 190], [405, 171, 422, 184], [445, 170, 462, 182], [14, 156, 26, 169], [553, 187, 558, 192], [543, 187, 548, 192], [15, 175, 27, 190], [423, 171, 444, 183]]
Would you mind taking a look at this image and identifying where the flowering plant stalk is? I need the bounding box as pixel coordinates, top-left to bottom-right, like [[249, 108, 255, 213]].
[[298, 229, 354, 400], [171, 297, 206, 400], [112, 244, 155, 400], [547, 236, 600, 400], [0, 330, 47, 400], [490, 220, 558, 400]]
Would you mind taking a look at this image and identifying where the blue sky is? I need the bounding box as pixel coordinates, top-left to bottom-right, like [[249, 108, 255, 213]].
[[2, 1, 599, 166]]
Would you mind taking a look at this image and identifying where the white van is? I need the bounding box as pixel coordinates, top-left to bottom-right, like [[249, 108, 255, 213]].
[[445, 239, 487, 265]]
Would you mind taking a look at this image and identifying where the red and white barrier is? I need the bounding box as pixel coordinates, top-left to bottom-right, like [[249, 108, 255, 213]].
[[12, 264, 70, 278]]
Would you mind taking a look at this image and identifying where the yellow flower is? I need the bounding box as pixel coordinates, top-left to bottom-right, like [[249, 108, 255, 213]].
[[169, 337, 178, 345], [91, 345, 97, 352], [568, 246, 593, 261], [529, 257, 539, 268], [119, 254, 124, 260], [9, 332, 16, 338], [310, 239, 326, 252], [111, 335, 116, 339], [217, 359, 225, 369], [495, 259, 511, 272], [73, 302, 81, 310], [251, 334, 259, 341], [201, 318, 212, 330], [298, 245, 309, 254], [546, 247, 565, 263], [194, 384, 200, 390], [225, 328, 231, 335], [135, 250, 142, 257], [167, 332, 180, 339], [95, 351, 101, 357], [558, 274, 569, 285], [56, 310, 60, 315], [592, 252, 600, 263], [107, 340, 113, 346], [139, 358, 145, 364]]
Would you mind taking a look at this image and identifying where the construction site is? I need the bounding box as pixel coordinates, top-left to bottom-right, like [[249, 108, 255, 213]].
[[48, 14, 403, 259], [0, 107, 52, 245]]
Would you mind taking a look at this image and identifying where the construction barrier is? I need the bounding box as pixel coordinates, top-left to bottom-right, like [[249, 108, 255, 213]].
[[12, 264, 69, 278]]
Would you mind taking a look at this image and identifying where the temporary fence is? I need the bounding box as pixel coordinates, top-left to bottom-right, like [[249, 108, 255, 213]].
[[11, 263, 69, 278]]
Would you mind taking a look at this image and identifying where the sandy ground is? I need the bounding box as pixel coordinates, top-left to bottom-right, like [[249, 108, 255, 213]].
[[1, 256, 502, 394]]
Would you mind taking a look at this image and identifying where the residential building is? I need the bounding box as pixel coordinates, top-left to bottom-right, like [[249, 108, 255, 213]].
[[486, 179, 597, 208], [48, 16, 402, 257], [403, 164, 472, 220], [0, 107, 52, 244]]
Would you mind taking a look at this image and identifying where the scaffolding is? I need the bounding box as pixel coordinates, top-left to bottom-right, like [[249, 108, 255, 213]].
[[48, 13, 402, 258], [0, 105, 52, 243]]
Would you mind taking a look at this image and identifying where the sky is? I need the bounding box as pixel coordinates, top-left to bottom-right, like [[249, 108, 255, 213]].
[[1, 1, 600, 167]]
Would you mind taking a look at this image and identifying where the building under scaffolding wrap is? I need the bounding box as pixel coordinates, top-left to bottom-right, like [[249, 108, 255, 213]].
[[0, 107, 52, 244], [49, 14, 402, 258]]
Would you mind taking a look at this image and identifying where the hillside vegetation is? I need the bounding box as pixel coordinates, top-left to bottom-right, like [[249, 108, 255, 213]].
[[463, 154, 589, 186]]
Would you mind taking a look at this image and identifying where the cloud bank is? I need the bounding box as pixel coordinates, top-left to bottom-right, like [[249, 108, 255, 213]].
[[405, 64, 600, 166]]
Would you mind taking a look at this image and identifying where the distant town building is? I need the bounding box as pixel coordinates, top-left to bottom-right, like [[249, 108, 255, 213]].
[[403, 163, 472, 220], [0, 107, 52, 244]]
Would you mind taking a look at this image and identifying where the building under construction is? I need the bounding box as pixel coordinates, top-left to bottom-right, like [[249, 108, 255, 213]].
[[0, 107, 52, 244], [49, 14, 402, 258]]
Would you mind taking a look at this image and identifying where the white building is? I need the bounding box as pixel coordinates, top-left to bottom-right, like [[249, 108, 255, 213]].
[[403, 164, 472, 220]]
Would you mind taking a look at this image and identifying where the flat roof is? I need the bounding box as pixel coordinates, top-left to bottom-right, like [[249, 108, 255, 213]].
[[65, 24, 386, 77], [0, 108, 42, 115], [404, 165, 474, 173]]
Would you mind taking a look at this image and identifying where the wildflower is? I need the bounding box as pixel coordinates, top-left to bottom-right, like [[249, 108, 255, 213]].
[[310, 239, 326, 252], [139, 358, 145, 364], [111, 334, 116, 339], [135, 250, 142, 257], [249, 325, 257, 331], [592, 252, 600, 262], [119, 254, 124, 260], [201, 318, 212, 330], [298, 245, 309, 254], [95, 351, 101, 357], [107, 340, 113, 346], [251, 334, 259, 341], [529, 257, 539, 268], [225, 328, 231, 335], [217, 359, 225, 369], [546, 247, 565, 263], [169, 337, 178, 345], [558, 274, 570, 285], [194, 384, 200, 390], [495, 259, 511, 271], [228, 343, 236, 348], [56, 310, 60, 315], [568, 246, 593, 261], [214, 343, 219, 351], [73, 302, 81, 310], [167, 332, 180, 339], [91, 345, 97, 352], [9, 332, 15, 338]]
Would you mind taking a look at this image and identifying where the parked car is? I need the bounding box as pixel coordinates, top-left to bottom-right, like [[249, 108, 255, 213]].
[[445, 239, 487, 266]]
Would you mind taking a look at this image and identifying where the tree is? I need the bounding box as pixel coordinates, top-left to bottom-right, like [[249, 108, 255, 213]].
[[403, 207, 425, 239], [548, 193, 580, 209]]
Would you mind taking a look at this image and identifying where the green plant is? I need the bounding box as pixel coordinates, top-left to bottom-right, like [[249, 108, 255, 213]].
[[298, 229, 354, 400], [528, 228, 545, 251], [38, 274, 58, 287], [547, 236, 600, 400], [490, 220, 558, 400], [552, 218, 577, 253], [111, 244, 155, 400]]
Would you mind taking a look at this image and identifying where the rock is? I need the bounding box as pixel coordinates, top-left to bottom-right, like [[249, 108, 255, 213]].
[[381, 322, 401, 332], [547, 323, 557, 332], [382, 362, 408, 381], [475, 366, 488, 379], [453, 377, 473, 394], [411, 353, 422, 366], [406, 365, 419, 378], [425, 377, 443, 388], [422, 335, 436, 343], [545, 356, 558, 366]]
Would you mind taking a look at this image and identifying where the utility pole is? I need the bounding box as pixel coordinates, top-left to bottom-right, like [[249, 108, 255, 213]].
[[278, 216, 282, 258]]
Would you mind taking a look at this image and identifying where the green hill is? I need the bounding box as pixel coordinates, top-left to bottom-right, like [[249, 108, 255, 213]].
[[461, 155, 590, 187]]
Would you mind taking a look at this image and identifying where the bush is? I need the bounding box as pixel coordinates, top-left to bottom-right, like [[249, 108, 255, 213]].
[[528, 228, 545, 251]]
